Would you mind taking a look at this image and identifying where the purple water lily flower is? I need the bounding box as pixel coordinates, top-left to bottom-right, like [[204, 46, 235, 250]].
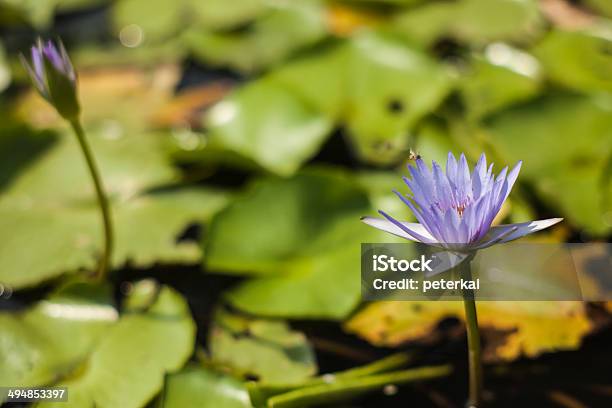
[[362, 152, 562, 251], [20, 38, 80, 119]]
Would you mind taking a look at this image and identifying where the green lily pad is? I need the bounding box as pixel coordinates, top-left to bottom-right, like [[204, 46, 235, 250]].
[[209, 309, 317, 385], [112, 0, 184, 43], [193, 78, 333, 176], [484, 93, 612, 235], [204, 168, 397, 319], [459, 47, 543, 120], [0, 281, 116, 390], [184, 31, 451, 171], [533, 29, 612, 93], [342, 32, 453, 164], [160, 365, 252, 408], [186, 0, 269, 31], [186, 1, 327, 73], [36, 281, 196, 408], [0, 0, 106, 27], [227, 31, 453, 166], [0, 127, 230, 289], [393, 0, 542, 46]]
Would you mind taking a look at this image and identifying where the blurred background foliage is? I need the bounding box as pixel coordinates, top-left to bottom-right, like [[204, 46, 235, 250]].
[[0, 0, 611, 407]]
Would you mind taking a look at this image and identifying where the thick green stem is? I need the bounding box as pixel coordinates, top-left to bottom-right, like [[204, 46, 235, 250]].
[[69, 119, 114, 280], [460, 257, 482, 407]]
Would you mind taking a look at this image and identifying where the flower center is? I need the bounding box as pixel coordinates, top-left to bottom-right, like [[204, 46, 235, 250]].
[[455, 204, 465, 217]]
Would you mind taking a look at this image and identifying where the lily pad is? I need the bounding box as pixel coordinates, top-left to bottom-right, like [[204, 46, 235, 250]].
[[459, 47, 543, 120], [37, 281, 196, 408], [189, 0, 268, 30], [342, 32, 453, 164], [393, 0, 542, 46], [186, 1, 327, 73], [484, 93, 612, 235], [0, 280, 116, 390], [204, 168, 393, 319], [184, 31, 452, 171], [0, 0, 106, 27], [533, 29, 612, 93], [209, 309, 317, 385], [195, 78, 333, 176], [0, 127, 230, 289], [160, 365, 252, 408], [112, 0, 184, 43], [345, 301, 592, 361]]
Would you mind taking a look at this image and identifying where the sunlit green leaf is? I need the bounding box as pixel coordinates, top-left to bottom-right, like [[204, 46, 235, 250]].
[[187, 1, 327, 73], [342, 32, 453, 164], [203, 31, 453, 168], [209, 309, 317, 384], [393, 0, 542, 46], [0, 127, 230, 289], [0, 281, 116, 390], [485, 93, 612, 235], [0, 0, 106, 27], [533, 29, 612, 93], [191, 79, 333, 176], [205, 168, 397, 319], [160, 365, 252, 408], [459, 48, 543, 120], [37, 281, 196, 408], [112, 0, 183, 43]]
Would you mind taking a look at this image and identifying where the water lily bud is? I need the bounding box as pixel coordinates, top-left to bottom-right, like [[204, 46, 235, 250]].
[[20, 38, 80, 120]]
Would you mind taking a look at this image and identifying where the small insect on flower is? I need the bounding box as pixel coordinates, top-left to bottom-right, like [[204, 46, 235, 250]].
[[362, 152, 562, 251], [407, 149, 421, 161], [20, 38, 80, 120]]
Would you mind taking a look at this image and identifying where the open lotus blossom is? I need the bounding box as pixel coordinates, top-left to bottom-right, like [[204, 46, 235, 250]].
[[20, 38, 80, 120], [362, 152, 562, 251]]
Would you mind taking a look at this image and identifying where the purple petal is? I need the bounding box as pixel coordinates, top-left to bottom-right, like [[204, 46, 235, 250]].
[[502, 161, 522, 202], [471, 225, 519, 250], [432, 161, 453, 209], [402, 176, 428, 207], [471, 153, 487, 198], [495, 218, 564, 243], [402, 194, 445, 240], [456, 153, 471, 202], [31, 45, 45, 83], [377, 211, 437, 243], [446, 152, 458, 183], [43, 40, 65, 72], [20, 53, 47, 97], [58, 40, 76, 82], [361, 215, 436, 243]]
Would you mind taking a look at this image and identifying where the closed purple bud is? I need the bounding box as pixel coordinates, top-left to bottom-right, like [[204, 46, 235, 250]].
[[20, 38, 80, 120]]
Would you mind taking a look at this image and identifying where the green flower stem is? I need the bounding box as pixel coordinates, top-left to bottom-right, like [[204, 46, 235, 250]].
[[460, 256, 482, 407], [266, 365, 451, 408], [69, 118, 114, 280]]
